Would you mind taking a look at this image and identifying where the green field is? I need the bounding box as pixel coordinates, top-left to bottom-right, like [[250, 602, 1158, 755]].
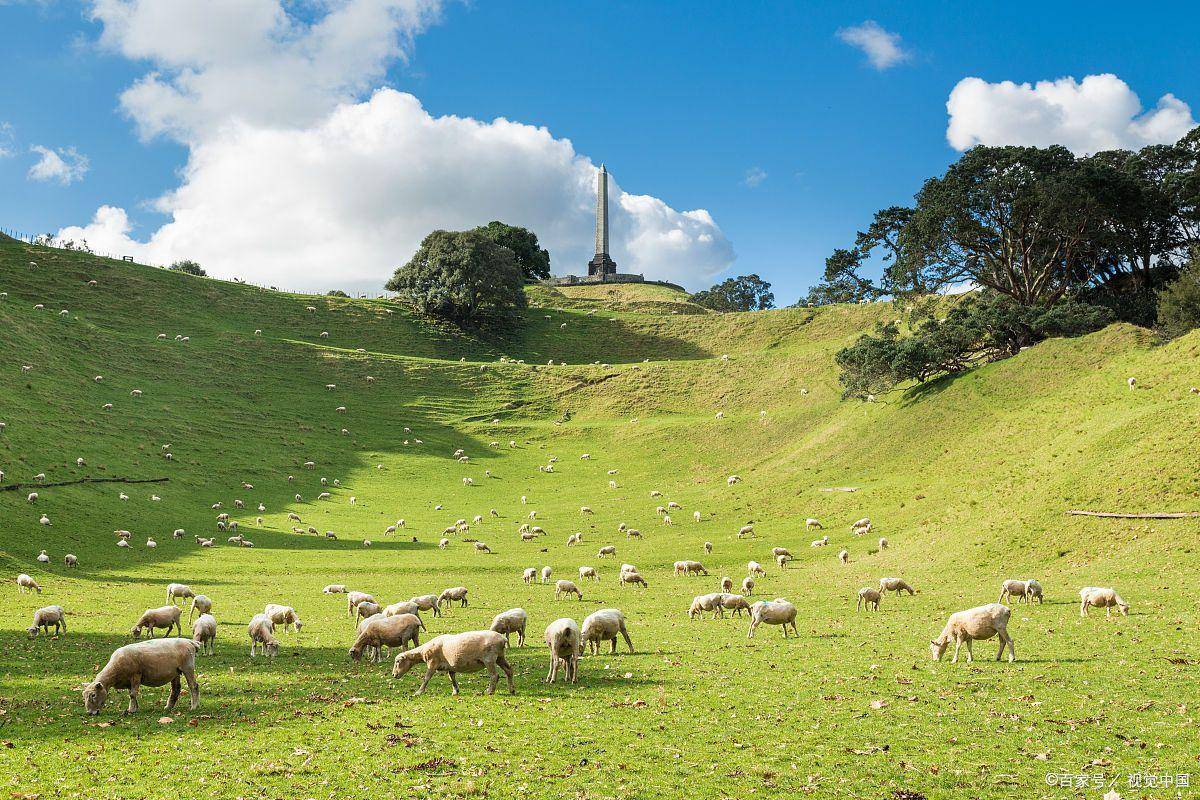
[[2, 233, 1198, 799]]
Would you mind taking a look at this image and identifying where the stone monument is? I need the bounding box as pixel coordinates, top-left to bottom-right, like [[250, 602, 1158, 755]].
[[586, 165, 618, 278]]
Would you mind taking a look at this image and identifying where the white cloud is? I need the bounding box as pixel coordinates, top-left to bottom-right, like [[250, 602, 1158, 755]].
[[836, 21, 909, 70], [66, 0, 734, 291], [946, 74, 1198, 155], [0, 122, 15, 158], [27, 145, 90, 185], [742, 167, 767, 188]]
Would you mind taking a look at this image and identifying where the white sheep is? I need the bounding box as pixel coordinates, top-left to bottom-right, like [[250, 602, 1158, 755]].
[[166, 583, 195, 605], [438, 586, 469, 610], [674, 560, 709, 577], [522, 567, 537, 584], [248, 614, 279, 657], [999, 579, 1043, 605], [36, 550, 49, 563], [578, 566, 599, 582], [581, 609, 634, 654], [856, 588, 882, 611], [189, 595, 212, 621], [811, 535, 829, 547], [746, 561, 765, 577], [64, 553, 78, 567], [131, 605, 183, 638], [409, 594, 442, 618], [346, 591, 376, 618], [1079, 586, 1129, 617], [878, 577, 915, 596], [322, 584, 348, 594], [747, 599, 798, 638], [837, 549, 849, 564], [82, 638, 200, 715], [191, 613, 217, 655], [688, 593, 728, 619], [28, 605, 66, 637], [931, 603, 1015, 663], [544, 617, 581, 683], [263, 603, 303, 632], [741, 577, 755, 595], [490, 608, 528, 647], [805, 518, 823, 530], [878, 537, 889, 550], [597, 545, 616, 558], [554, 580, 584, 601], [350, 613, 423, 662], [391, 631, 515, 696]]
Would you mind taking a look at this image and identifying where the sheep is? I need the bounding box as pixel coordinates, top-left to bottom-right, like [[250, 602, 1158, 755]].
[[28, 605, 66, 638], [523, 567, 537, 585], [747, 599, 798, 638], [1127, 377, 1136, 390], [346, 591, 376, 618], [737, 524, 755, 538], [438, 586, 469, 610], [581, 609, 634, 655], [350, 613, 423, 662], [474, 542, 492, 554], [579, 566, 599, 582], [544, 618, 581, 683], [1025, 579, 1044, 603], [36, 550, 49, 563], [132, 605, 183, 638], [727, 475, 741, 485], [439, 538, 450, 549], [650, 490, 663, 498], [1079, 587, 1130, 617], [704, 541, 713, 554], [878, 577, 915, 596], [555, 580, 584, 601], [64, 553, 78, 567], [673, 560, 708, 577], [837, 549, 849, 564], [597, 545, 617, 558], [931, 603, 1015, 663], [189, 595, 212, 621], [693, 511, 702, 523], [741, 577, 755, 595], [191, 613, 217, 655], [720, 576, 734, 592], [805, 518, 823, 530], [322, 584, 347, 594], [851, 516, 872, 531], [580, 505, 594, 515], [537, 566, 552, 585], [688, 593, 728, 619], [566, 532, 582, 547], [878, 537, 889, 550], [626, 528, 643, 539], [166, 583, 195, 605], [619, 571, 648, 588], [999, 579, 1044, 605], [355, 601, 382, 626], [384, 601, 422, 620], [810, 535, 829, 547], [82, 638, 200, 715], [248, 614, 280, 657], [409, 594, 442, 618], [391, 631, 514, 696], [264, 603, 303, 632], [857, 588, 882, 611], [490, 608, 528, 647], [26, 492, 38, 503], [172, 529, 185, 540], [746, 561, 765, 576]]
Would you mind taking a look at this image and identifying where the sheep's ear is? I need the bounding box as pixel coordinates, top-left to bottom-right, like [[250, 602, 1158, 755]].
[[930, 639, 938, 645]]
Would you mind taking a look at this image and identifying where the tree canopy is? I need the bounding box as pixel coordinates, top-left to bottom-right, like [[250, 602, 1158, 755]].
[[169, 259, 206, 277], [474, 221, 551, 281], [692, 274, 775, 312], [386, 229, 527, 322]]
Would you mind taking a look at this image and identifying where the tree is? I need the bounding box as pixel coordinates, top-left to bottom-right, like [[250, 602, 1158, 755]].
[[326, 289, 349, 297], [169, 259, 207, 277], [692, 274, 775, 312], [1157, 249, 1200, 339], [803, 248, 880, 305], [386, 229, 527, 322], [475, 221, 551, 281]]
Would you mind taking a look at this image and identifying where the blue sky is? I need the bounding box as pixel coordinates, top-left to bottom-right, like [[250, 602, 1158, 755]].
[[1, 1, 1197, 302]]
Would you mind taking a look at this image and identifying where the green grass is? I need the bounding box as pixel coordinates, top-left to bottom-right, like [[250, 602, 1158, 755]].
[[2, 234, 1199, 799]]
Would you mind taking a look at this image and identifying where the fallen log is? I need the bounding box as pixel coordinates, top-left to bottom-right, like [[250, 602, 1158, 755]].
[[1066, 509, 1200, 519], [0, 476, 170, 492]]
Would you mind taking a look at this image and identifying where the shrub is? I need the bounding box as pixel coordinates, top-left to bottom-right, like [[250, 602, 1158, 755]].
[[1157, 251, 1200, 339]]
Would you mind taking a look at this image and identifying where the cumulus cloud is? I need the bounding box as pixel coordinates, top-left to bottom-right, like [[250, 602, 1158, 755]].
[[67, 0, 733, 291], [742, 167, 768, 188], [836, 20, 909, 70], [27, 145, 90, 185], [946, 74, 1198, 155]]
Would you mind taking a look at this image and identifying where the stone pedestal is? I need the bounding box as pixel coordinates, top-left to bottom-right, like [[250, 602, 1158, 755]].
[[587, 253, 618, 278]]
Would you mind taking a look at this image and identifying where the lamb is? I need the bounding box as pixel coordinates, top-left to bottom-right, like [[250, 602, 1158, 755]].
[[597, 545, 617, 558], [26, 492, 38, 503], [554, 580, 584, 601], [857, 588, 882, 611], [727, 475, 741, 485], [738, 524, 755, 538], [544, 618, 581, 684], [350, 613, 423, 663], [580, 506, 593, 515], [322, 584, 348, 594], [878, 577, 915, 596], [805, 518, 823, 530], [999, 579, 1044, 605], [721, 595, 752, 616], [191, 613, 217, 655], [166, 583, 195, 605], [523, 567, 537, 584], [263, 603, 304, 632], [189, 594, 212, 621], [409, 594, 442, 617], [694, 511, 702, 523], [581, 609, 634, 654], [439, 538, 450, 549], [346, 590, 376, 618], [579, 566, 599, 582], [82, 638, 200, 715], [131, 605, 183, 638], [741, 577, 755, 595], [391, 631, 515, 695], [746, 561, 765, 576], [1079, 586, 1129, 617], [1127, 376, 1136, 390], [626, 528, 643, 539], [747, 599, 798, 638], [930, 603, 1015, 663], [28, 605, 66, 637], [490, 608, 528, 647], [688, 592, 728, 619], [438, 586, 469, 610], [248, 614, 280, 657]]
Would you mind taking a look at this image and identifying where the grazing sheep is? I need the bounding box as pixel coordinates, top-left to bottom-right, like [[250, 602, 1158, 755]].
[[439, 538, 450, 549], [704, 541, 713, 554], [566, 532, 582, 546], [26, 492, 38, 503], [805, 518, 823, 530], [931, 603, 1015, 663], [409, 594, 442, 618], [384, 601, 422, 621], [350, 613, 423, 662], [688, 593, 728, 619], [626, 528, 643, 539], [581, 609, 634, 654], [579, 566, 599, 582], [28, 605, 66, 637], [878, 577, 915, 596], [851, 516, 872, 532], [64, 553, 78, 567], [1079, 586, 1129, 617], [132, 605, 183, 638], [999, 579, 1044, 605], [544, 618, 581, 683], [189, 595, 212, 621], [391, 631, 515, 695], [490, 608, 528, 647], [597, 545, 616, 558], [248, 614, 279, 657], [346, 591, 376, 618], [746, 561, 765, 577], [727, 475, 741, 485], [264, 604, 304, 632], [191, 613, 217, 655], [775, 554, 790, 570], [771, 547, 793, 559], [438, 586, 469, 610], [619, 570, 648, 588], [747, 599, 798, 638], [878, 537, 889, 550], [474, 542, 492, 554], [555, 580, 584, 601], [720, 576, 734, 592], [580, 505, 593, 515], [523, 567, 537, 584], [673, 560, 708, 577], [323, 584, 348, 594], [741, 577, 755, 595], [721, 595, 752, 616], [1025, 579, 1044, 603], [82, 638, 200, 715], [166, 583, 195, 605], [538, 566, 553, 584], [693, 511, 702, 523], [355, 601, 383, 625], [837, 549, 849, 564], [737, 524, 755, 538], [857, 588, 882, 611]]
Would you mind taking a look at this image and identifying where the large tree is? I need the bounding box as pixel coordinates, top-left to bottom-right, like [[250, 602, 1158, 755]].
[[692, 274, 775, 312], [475, 221, 551, 281], [169, 259, 207, 277], [386, 229, 527, 322]]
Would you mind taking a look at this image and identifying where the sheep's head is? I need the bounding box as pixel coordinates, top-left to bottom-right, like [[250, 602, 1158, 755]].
[[348, 645, 363, 661], [264, 639, 279, 657], [392, 650, 420, 679], [82, 682, 108, 715], [27, 625, 39, 638], [930, 638, 949, 661], [293, 619, 303, 632], [130, 625, 143, 639]]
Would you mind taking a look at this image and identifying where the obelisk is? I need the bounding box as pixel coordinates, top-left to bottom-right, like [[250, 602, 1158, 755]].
[[587, 164, 618, 278]]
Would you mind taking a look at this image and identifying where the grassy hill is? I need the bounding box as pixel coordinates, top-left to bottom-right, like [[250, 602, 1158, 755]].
[[2, 234, 1198, 799]]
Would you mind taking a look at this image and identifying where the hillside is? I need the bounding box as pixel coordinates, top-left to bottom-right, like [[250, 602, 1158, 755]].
[[2, 235, 1198, 800]]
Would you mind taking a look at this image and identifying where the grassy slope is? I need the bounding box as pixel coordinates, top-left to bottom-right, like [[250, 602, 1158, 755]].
[[2, 236, 1199, 799]]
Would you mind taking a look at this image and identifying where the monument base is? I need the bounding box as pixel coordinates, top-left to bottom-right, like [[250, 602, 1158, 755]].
[[587, 253, 618, 278]]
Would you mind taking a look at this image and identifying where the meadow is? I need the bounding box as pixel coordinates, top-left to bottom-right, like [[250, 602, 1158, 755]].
[[1, 233, 1198, 799]]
